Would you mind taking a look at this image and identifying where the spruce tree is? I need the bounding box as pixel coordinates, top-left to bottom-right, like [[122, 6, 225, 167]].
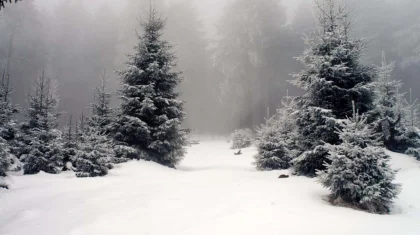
[[112, 5, 188, 168], [0, 70, 20, 174], [402, 91, 420, 160], [403, 90, 420, 128], [62, 116, 79, 171], [90, 72, 113, 132], [0, 70, 18, 142], [0, 137, 9, 188], [318, 102, 401, 214], [75, 74, 128, 178], [75, 116, 111, 178], [230, 128, 253, 149], [369, 52, 404, 151], [22, 72, 64, 175], [291, 107, 337, 177], [290, 0, 375, 176], [254, 97, 298, 170]]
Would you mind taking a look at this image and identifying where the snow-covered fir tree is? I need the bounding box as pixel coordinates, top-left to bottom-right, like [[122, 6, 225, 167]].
[[403, 90, 420, 128], [318, 102, 401, 214], [75, 116, 112, 178], [0, 70, 18, 143], [0, 137, 9, 188], [89, 73, 129, 165], [404, 130, 420, 160], [230, 128, 253, 149], [0, 71, 21, 175], [75, 113, 86, 142], [290, 0, 375, 176], [369, 52, 405, 151], [402, 92, 420, 159], [112, 5, 188, 168], [291, 107, 337, 177], [90, 72, 113, 132], [74, 76, 129, 177], [22, 72, 64, 175], [61, 116, 79, 171], [254, 96, 299, 170]]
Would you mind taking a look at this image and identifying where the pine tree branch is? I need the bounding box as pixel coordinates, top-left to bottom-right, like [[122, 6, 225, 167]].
[[0, 0, 21, 10]]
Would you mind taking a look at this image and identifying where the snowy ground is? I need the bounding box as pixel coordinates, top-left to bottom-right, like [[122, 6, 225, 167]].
[[0, 140, 419, 235]]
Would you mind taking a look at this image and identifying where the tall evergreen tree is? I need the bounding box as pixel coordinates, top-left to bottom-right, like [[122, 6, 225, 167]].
[[112, 5, 188, 168], [214, 0, 289, 130], [318, 102, 401, 214], [116, 0, 165, 70], [22, 72, 63, 175], [290, 0, 375, 176]]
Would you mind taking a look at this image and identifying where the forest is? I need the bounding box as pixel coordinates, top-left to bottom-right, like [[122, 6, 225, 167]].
[[0, 0, 420, 233]]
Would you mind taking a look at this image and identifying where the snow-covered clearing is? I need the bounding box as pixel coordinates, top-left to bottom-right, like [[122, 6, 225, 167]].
[[0, 141, 419, 235]]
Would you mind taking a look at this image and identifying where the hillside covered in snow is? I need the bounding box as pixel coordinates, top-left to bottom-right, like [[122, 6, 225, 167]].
[[0, 141, 419, 235]]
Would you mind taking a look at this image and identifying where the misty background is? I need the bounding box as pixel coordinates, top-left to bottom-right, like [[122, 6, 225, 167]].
[[0, 0, 418, 134]]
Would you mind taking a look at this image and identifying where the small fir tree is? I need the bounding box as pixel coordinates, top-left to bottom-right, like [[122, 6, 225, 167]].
[[401, 89, 420, 159], [0, 70, 19, 142], [90, 71, 113, 131], [369, 52, 404, 151], [89, 73, 129, 165], [0, 137, 10, 189], [230, 128, 254, 149], [62, 116, 79, 171], [403, 89, 420, 128], [318, 102, 401, 214], [75, 117, 112, 178], [22, 72, 64, 175], [112, 5, 188, 168], [23, 129, 64, 175], [254, 97, 299, 170], [0, 70, 20, 176]]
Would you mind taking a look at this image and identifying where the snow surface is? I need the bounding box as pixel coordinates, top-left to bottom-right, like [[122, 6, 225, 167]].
[[0, 141, 419, 235]]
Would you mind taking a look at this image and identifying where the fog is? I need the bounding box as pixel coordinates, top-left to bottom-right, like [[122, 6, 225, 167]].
[[1, 0, 419, 134]]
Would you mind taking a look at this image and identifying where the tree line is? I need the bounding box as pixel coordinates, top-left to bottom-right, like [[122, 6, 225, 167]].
[[1, 0, 419, 133], [252, 0, 420, 214], [1, 5, 188, 187]]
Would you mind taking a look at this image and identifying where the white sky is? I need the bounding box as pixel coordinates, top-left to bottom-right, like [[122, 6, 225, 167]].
[[35, 0, 302, 20], [34, 0, 303, 38]]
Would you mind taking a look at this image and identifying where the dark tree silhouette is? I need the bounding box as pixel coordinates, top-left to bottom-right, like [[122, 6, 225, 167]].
[[0, 0, 21, 10]]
